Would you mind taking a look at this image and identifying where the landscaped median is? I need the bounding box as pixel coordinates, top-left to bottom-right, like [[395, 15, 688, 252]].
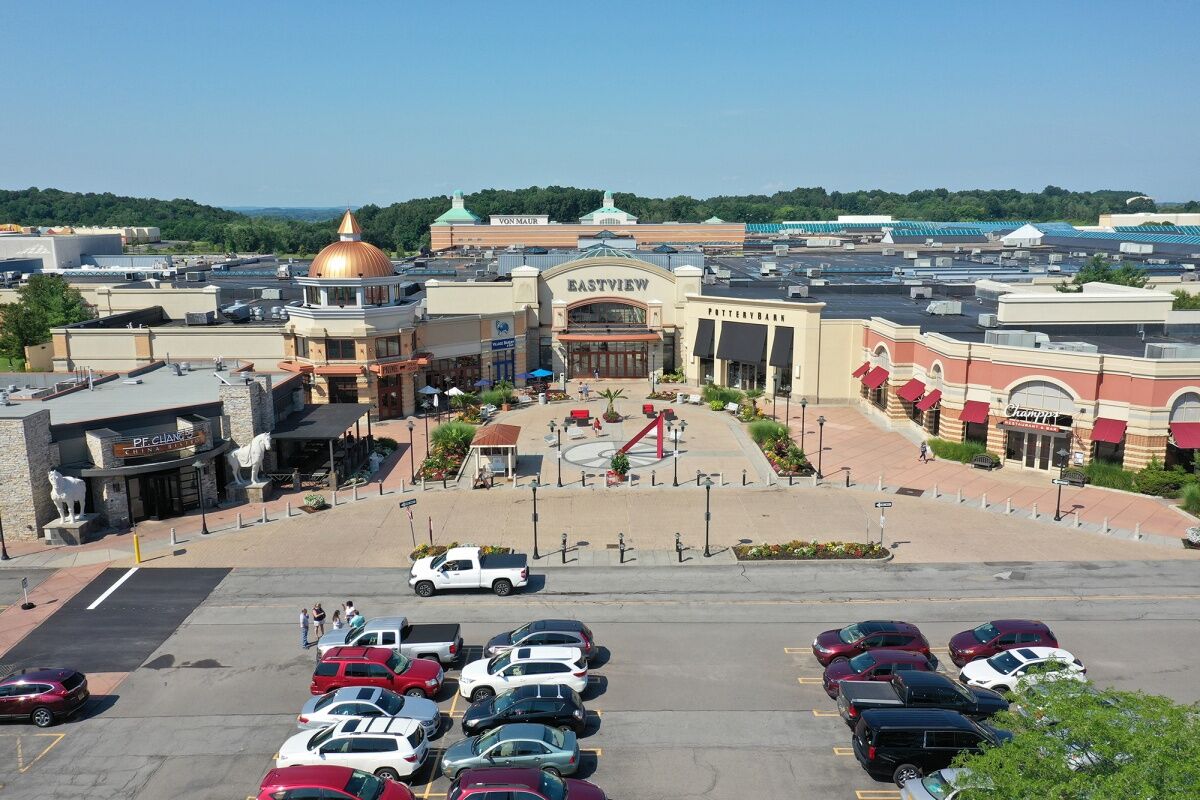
[[733, 540, 889, 561], [409, 542, 513, 561]]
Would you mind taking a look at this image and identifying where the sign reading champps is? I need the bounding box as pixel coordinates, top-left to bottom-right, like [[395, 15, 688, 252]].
[[113, 426, 206, 458]]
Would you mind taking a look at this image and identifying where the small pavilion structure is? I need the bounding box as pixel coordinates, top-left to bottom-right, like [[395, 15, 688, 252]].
[[271, 403, 373, 488], [470, 423, 521, 479]]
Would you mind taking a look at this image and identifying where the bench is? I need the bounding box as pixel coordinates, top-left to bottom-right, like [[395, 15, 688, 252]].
[[480, 404, 497, 418], [971, 454, 998, 471], [688, 394, 702, 405], [569, 409, 591, 425], [724, 402, 740, 414], [643, 403, 655, 417], [568, 427, 586, 440]]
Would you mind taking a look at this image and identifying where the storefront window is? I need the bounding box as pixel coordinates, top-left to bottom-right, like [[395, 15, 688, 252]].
[[870, 386, 887, 411], [294, 336, 309, 359], [304, 286, 322, 306], [700, 358, 714, 384], [364, 285, 389, 306], [328, 286, 357, 307], [965, 422, 988, 446], [429, 355, 481, 391], [326, 339, 356, 360], [662, 332, 676, 374], [567, 302, 646, 327], [726, 360, 765, 391], [376, 336, 401, 359], [539, 337, 553, 371]]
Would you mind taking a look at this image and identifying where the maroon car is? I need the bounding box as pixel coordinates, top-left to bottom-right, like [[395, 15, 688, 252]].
[[311, 647, 444, 698], [448, 767, 605, 800], [812, 620, 930, 667], [948, 620, 1059, 667], [257, 765, 414, 800], [0, 668, 89, 727], [822, 649, 937, 698]]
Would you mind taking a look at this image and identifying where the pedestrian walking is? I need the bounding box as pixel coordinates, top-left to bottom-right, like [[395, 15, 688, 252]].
[[344, 600, 357, 620], [592, 417, 602, 437], [300, 607, 310, 649], [331, 609, 344, 630], [312, 603, 326, 638], [919, 441, 929, 463], [593, 368, 600, 381], [581, 383, 590, 403]]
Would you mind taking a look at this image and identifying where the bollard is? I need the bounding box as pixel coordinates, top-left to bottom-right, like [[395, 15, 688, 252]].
[[400, 478, 405, 494], [561, 532, 567, 564], [877, 476, 883, 491], [675, 532, 683, 563], [981, 493, 987, 510], [170, 527, 177, 546], [696, 470, 702, 487], [956, 488, 963, 504], [353, 484, 359, 502], [421, 476, 426, 491], [1005, 497, 1012, 514], [742, 469, 747, 487], [133, 533, 142, 564], [811, 474, 818, 488], [261, 505, 268, 524], [1134, 522, 1141, 537], [332, 489, 338, 506], [286, 501, 292, 517], [378, 480, 383, 496], [789, 473, 794, 486], [718, 472, 723, 487], [618, 532, 625, 564], [845, 470, 851, 488], [1073, 510, 1080, 528], [1030, 503, 1038, 519], [236, 512, 243, 529], [442, 475, 447, 490], [651, 470, 656, 487], [581, 470, 587, 488], [1103, 516, 1110, 533], [932, 484, 939, 498]]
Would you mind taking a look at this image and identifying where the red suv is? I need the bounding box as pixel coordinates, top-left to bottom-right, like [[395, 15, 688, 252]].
[[821, 649, 936, 698], [448, 767, 605, 800], [811, 621, 931, 666], [0, 668, 89, 727], [311, 647, 443, 698], [948, 619, 1059, 667], [257, 765, 414, 800]]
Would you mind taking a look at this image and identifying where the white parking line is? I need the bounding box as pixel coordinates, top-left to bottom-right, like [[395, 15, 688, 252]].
[[86, 568, 138, 610]]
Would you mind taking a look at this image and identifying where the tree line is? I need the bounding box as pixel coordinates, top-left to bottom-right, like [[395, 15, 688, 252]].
[[0, 185, 1191, 257]]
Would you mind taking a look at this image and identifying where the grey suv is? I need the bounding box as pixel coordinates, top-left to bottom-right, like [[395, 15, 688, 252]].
[[485, 620, 598, 662]]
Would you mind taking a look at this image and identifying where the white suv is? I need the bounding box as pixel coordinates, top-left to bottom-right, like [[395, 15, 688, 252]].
[[457, 646, 588, 702], [275, 716, 428, 782]]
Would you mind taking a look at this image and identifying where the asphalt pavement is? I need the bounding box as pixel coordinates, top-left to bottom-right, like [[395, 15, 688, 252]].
[[0, 560, 1196, 799]]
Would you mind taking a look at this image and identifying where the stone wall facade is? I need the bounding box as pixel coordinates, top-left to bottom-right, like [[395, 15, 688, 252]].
[[0, 411, 59, 541], [219, 374, 276, 472]]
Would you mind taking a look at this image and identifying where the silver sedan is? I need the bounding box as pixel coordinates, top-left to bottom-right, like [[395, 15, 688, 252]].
[[441, 723, 579, 779], [297, 686, 440, 737]]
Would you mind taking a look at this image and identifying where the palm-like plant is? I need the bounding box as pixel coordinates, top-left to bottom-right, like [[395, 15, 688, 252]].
[[598, 388, 625, 416], [449, 392, 479, 410]]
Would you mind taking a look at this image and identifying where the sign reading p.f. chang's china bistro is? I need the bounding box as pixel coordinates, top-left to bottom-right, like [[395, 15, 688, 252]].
[[113, 426, 206, 458]]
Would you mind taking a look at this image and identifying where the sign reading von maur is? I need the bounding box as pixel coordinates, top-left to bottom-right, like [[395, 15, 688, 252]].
[[566, 277, 650, 293], [490, 215, 548, 225]]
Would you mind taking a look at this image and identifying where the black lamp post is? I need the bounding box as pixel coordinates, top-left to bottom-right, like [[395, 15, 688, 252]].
[[772, 387, 777, 420], [800, 397, 809, 453], [530, 477, 541, 559], [816, 415, 826, 479], [703, 477, 713, 557], [406, 420, 416, 483], [0, 513, 10, 561], [1054, 447, 1071, 521], [784, 392, 791, 429], [422, 401, 431, 459], [548, 420, 562, 487], [192, 460, 210, 535]]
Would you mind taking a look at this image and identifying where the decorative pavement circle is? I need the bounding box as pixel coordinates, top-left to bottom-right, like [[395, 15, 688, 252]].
[[561, 433, 672, 469]]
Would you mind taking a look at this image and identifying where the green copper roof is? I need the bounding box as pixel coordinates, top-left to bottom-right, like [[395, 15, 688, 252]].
[[703, 216, 725, 224], [433, 208, 481, 224], [566, 244, 638, 261]]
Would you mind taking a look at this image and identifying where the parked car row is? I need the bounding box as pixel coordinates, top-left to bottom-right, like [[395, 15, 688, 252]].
[[811, 619, 1088, 787], [0, 667, 90, 728], [256, 617, 608, 800]]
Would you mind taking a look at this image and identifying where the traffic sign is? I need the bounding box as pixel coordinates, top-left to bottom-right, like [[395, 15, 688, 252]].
[[399, 499, 418, 508], [1052, 479, 1070, 486], [873, 501, 893, 508]]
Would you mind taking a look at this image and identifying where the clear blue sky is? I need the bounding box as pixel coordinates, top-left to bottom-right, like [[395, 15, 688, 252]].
[[3, 0, 1197, 206]]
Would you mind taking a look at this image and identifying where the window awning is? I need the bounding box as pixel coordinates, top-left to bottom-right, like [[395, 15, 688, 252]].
[[915, 389, 942, 411], [716, 321, 767, 364], [1090, 418, 1127, 444], [960, 400, 990, 425], [862, 366, 889, 390], [897, 378, 925, 403], [851, 361, 871, 378], [1170, 421, 1200, 449], [693, 318, 715, 359], [314, 364, 364, 377], [272, 403, 372, 440], [768, 326, 794, 368]]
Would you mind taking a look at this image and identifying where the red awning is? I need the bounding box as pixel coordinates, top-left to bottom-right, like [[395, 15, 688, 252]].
[[960, 400, 990, 424], [851, 361, 871, 378], [915, 389, 942, 411], [862, 366, 889, 390], [1170, 422, 1200, 449], [1090, 418, 1127, 444], [897, 378, 925, 403], [314, 364, 364, 377]]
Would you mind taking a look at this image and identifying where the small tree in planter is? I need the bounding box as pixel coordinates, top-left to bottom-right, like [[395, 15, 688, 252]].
[[608, 450, 631, 484], [599, 388, 625, 422], [303, 492, 329, 511]]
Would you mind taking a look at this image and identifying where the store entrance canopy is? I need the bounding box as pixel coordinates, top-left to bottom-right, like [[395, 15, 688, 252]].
[[272, 404, 372, 440]]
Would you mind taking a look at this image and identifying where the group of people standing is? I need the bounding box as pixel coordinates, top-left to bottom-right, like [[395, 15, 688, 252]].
[[300, 600, 364, 649]]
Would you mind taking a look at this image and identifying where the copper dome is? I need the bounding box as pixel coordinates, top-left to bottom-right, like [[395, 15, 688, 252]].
[[309, 211, 394, 279]]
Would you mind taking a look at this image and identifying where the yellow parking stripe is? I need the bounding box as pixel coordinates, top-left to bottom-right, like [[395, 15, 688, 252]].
[[797, 677, 824, 685], [833, 747, 854, 756], [811, 709, 840, 717], [856, 792, 901, 800], [784, 647, 809, 654], [583, 748, 603, 757]]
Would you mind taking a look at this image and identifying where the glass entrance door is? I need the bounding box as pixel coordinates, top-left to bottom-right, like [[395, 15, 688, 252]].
[[129, 471, 183, 521], [567, 342, 649, 378]]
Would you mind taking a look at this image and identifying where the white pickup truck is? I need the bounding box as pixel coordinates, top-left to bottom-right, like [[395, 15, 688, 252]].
[[409, 546, 529, 598], [315, 615, 463, 664]]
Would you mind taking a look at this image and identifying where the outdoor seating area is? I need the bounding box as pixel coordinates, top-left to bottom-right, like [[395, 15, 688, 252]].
[[568, 409, 592, 425], [271, 403, 374, 488]]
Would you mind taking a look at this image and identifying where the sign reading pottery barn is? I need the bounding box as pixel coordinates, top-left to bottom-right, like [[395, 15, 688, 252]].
[[113, 426, 206, 458]]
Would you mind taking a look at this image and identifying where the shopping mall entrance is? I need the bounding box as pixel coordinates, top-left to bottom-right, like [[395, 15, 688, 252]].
[[568, 341, 648, 378]]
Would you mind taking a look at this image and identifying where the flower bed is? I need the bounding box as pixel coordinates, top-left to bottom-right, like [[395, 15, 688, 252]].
[[748, 419, 812, 475], [735, 540, 888, 561], [645, 390, 679, 401], [409, 541, 513, 560]]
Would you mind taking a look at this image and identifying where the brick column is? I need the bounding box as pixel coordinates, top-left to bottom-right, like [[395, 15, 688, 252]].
[[219, 374, 276, 472], [884, 386, 908, 423], [1124, 433, 1168, 471], [0, 410, 59, 541], [939, 409, 965, 443], [985, 422, 1005, 456]]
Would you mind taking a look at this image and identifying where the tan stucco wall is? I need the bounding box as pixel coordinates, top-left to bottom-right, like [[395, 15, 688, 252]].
[[425, 281, 520, 316], [52, 326, 285, 371], [0, 284, 222, 319]]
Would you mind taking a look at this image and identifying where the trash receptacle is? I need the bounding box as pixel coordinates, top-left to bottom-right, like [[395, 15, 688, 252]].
[[538, 392, 547, 405]]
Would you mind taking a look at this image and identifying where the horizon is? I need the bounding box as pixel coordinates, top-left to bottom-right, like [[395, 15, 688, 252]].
[[2, 1, 1197, 206]]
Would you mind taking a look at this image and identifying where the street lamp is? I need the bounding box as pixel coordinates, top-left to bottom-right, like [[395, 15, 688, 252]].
[[0, 512, 10, 561], [406, 420, 416, 483], [703, 477, 713, 557], [530, 477, 541, 559], [192, 460, 210, 535], [1054, 447, 1071, 521], [422, 401, 431, 458], [816, 415, 826, 479], [548, 420, 562, 487], [800, 397, 809, 453], [784, 391, 791, 429]]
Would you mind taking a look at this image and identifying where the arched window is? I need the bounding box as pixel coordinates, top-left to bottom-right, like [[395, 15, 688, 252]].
[[929, 363, 943, 389], [567, 302, 646, 327], [873, 346, 892, 369], [1171, 392, 1200, 422], [1008, 380, 1074, 415]]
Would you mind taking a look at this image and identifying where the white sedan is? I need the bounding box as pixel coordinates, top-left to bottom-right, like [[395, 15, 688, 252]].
[[959, 647, 1086, 693], [276, 717, 428, 782], [457, 646, 588, 702]]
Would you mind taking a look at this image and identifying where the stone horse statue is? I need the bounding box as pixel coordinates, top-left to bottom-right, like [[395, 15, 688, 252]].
[[48, 469, 87, 523], [227, 432, 272, 486]]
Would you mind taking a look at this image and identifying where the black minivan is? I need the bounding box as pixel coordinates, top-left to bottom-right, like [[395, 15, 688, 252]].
[[852, 708, 1011, 785], [461, 684, 587, 735]]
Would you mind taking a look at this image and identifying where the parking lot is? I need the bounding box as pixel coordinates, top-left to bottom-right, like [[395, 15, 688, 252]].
[[1, 559, 1197, 799]]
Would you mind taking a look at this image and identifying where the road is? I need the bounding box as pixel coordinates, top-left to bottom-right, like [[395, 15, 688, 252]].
[[0, 559, 1196, 799]]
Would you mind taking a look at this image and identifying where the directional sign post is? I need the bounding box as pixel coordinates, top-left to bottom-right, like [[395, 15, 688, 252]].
[[1052, 478, 1069, 521], [399, 499, 418, 546], [20, 576, 35, 610], [873, 501, 893, 547]]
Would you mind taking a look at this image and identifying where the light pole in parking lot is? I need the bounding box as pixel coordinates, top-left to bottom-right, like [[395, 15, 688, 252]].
[[530, 478, 541, 560], [703, 476, 713, 557], [548, 420, 562, 487], [816, 415, 826, 479]]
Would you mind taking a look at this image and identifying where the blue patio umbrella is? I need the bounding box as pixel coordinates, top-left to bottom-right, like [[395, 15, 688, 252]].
[[473, 379, 493, 388], [515, 372, 531, 380], [529, 368, 554, 378]]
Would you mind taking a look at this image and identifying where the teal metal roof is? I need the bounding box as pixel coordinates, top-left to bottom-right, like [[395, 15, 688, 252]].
[[566, 244, 638, 261], [432, 206, 481, 225]]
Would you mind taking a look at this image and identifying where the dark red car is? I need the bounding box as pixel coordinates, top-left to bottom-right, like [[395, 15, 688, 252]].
[[812, 620, 930, 667], [310, 647, 443, 698], [948, 620, 1059, 667], [256, 765, 414, 800], [0, 668, 89, 727], [822, 649, 937, 698], [448, 767, 606, 800]]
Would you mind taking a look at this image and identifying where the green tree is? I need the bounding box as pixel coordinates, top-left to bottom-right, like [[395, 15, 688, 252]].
[[0, 275, 93, 360], [950, 677, 1200, 798], [0, 302, 47, 362], [598, 388, 625, 417], [1057, 254, 1148, 292], [1171, 289, 1200, 310]]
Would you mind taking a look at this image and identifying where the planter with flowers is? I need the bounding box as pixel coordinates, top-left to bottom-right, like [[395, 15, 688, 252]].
[[1184, 527, 1200, 550], [734, 540, 889, 561], [607, 451, 631, 485]]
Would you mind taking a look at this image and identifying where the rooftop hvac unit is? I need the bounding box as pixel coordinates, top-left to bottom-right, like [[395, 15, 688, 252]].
[[1145, 343, 1200, 359], [1041, 341, 1099, 353], [1047, 265, 1062, 273], [1181, 272, 1198, 282], [1147, 258, 1169, 265], [183, 271, 207, 282], [185, 311, 216, 326], [985, 329, 1037, 348], [1013, 250, 1030, 259], [842, 243, 856, 251], [915, 258, 933, 268], [978, 313, 999, 328], [1048, 254, 1064, 263], [773, 244, 788, 255], [809, 278, 827, 287], [935, 257, 953, 267], [1072, 251, 1089, 258], [954, 246, 963, 253], [787, 285, 809, 298], [221, 303, 251, 322], [925, 238, 935, 246], [805, 267, 822, 278], [903, 251, 919, 260], [925, 300, 962, 316], [881, 248, 895, 256], [1120, 242, 1153, 255], [971, 249, 982, 256], [910, 287, 933, 300]]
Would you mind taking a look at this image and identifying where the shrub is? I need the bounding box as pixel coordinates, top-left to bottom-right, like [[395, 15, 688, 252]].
[[598, 388, 626, 416], [375, 436, 398, 450], [480, 387, 514, 406], [709, 399, 725, 411], [1084, 459, 1136, 492], [431, 421, 475, 455], [735, 540, 887, 560], [602, 410, 622, 423], [303, 492, 327, 508], [659, 369, 687, 383], [702, 384, 745, 406], [1133, 457, 1198, 498], [748, 419, 789, 446], [927, 437, 989, 463], [1181, 485, 1200, 517], [610, 451, 631, 476], [449, 391, 479, 410]]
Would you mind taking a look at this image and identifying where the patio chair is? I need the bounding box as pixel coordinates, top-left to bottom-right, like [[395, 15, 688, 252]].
[[688, 393, 702, 405]]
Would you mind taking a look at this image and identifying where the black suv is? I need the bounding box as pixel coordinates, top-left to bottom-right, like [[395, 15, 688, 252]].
[[461, 684, 587, 735], [852, 708, 1012, 785]]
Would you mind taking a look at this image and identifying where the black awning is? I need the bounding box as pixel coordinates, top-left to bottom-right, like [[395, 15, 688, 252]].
[[693, 318, 715, 359], [271, 403, 372, 440], [769, 326, 794, 368], [716, 321, 767, 364]]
